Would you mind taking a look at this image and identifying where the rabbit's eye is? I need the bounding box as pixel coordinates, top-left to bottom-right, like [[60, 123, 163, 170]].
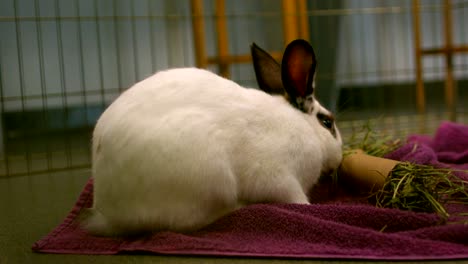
[[317, 113, 334, 130], [322, 118, 333, 129]]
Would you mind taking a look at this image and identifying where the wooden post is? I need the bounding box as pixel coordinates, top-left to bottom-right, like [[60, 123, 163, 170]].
[[191, 0, 207, 68], [297, 0, 309, 41], [412, 0, 426, 132], [282, 0, 299, 45], [443, 0, 456, 121], [215, 0, 230, 78]]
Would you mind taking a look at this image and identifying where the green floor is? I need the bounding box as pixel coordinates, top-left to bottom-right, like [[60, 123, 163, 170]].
[[1, 169, 467, 264]]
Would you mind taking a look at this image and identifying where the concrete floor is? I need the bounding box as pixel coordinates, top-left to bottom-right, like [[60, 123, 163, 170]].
[[2, 169, 468, 264]]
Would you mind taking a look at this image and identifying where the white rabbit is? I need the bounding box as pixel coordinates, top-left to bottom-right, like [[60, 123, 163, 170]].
[[83, 39, 342, 236]]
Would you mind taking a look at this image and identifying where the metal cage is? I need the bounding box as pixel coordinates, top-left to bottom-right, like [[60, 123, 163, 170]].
[[0, 0, 467, 177]]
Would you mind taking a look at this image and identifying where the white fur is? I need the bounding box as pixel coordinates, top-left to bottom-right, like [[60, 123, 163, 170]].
[[85, 68, 342, 235]]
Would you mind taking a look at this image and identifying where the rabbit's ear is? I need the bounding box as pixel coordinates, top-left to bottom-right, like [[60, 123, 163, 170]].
[[251, 43, 284, 95], [281, 39, 317, 111]]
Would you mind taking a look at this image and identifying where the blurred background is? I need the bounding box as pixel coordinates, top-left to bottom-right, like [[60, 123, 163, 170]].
[[0, 0, 467, 177]]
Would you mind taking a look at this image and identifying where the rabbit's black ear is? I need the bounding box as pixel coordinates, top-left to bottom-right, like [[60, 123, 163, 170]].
[[281, 39, 316, 110], [251, 43, 284, 95]]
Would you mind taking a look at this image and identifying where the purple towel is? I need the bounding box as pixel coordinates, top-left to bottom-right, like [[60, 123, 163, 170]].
[[386, 121, 468, 173], [32, 122, 468, 260]]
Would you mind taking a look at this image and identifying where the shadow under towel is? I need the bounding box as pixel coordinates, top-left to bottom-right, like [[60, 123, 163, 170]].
[[32, 121, 468, 260]]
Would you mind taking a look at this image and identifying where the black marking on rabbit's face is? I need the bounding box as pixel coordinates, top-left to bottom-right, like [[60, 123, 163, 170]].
[[298, 95, 315, 113], [317, 112, 336, 137]]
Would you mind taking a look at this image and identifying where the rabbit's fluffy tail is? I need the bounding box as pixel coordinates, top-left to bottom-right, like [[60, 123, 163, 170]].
[[79, 208, 116, 236]]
